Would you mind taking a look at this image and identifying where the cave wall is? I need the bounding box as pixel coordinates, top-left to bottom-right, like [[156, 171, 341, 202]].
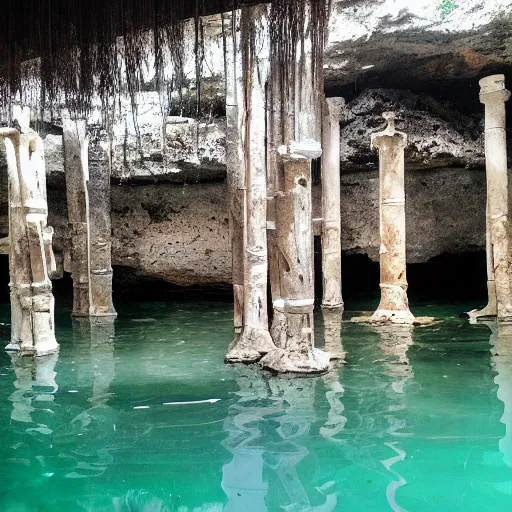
[[2, 0, 511, 287], [15, 165, 483, 287]]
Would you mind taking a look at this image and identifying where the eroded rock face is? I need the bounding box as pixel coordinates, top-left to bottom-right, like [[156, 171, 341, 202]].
[[110, 182, 231, 286], [106, 168, 486, 284], [340, 88, 485, 171], [325, 0, 512, 105]]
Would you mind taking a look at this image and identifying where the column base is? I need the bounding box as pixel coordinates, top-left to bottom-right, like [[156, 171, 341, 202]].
[[225, 327, 275, 364], [468, 281, 497, 324], [72, 311, 118, 319], [370, 308, 416, 325], [260, 346, 330, 374], [6, 339, 60, 357], [467, 307, 497, 324], [90, 311, 118, 319]]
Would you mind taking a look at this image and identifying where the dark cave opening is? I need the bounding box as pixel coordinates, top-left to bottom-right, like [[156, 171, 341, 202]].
[[0, 250, 488, 308]]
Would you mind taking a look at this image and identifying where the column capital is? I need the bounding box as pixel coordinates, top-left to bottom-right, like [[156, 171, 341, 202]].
[[479, 74, 510, 104], [325, 97, 345, 122], [278, 139, 322, 161], [371, 111, 407, 149]]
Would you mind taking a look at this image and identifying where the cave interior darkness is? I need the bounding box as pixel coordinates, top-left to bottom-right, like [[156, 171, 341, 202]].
[[0, 249, 488, 307]]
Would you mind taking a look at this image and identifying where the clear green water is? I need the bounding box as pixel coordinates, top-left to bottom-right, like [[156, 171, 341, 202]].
[[0, 300, 511, 511]]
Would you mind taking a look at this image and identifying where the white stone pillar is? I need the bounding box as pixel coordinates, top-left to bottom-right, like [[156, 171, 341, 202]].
[[260, 141, 329, 374], [321, 97, 344, 309], [1, 106, 59, 356], [225, 5, 274, 363], [370, 112, 414, 325], [62, 115, 91, 317], [469, 75, 512, 323], [63, 113, 116, 319], [223, 11, 246, 346]]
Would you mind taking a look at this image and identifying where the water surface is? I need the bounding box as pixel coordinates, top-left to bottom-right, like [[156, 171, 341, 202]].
[[0, 301, 510, 511]]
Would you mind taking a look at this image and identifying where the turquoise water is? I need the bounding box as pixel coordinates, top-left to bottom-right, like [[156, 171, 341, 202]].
[[0, 300, 511, 511]]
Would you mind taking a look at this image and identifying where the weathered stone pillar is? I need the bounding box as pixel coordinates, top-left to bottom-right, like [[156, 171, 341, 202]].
[[223, 11, 246, 346], [225, 5, 274, 363], [260, 141, 329, 374], [370, 112, 415, 325], [89, 129, 117, 317], [321, 97, 344, 309], [63, 113, 116, 318], [63, 115, 90, 316], [1, 112, 59, 356], [469, 75, 512, 323]]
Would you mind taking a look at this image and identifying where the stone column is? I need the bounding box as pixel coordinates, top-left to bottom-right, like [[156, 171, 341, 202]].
[[1, 116, 59, 356], [223, 11, 246, 346], [89, 129, 117, 317], [321, 97, 344, 310], [225, 5, 274, 363], [260, 141, 329, 374], [469, 75, 512, 323], [370, 112, 415, 325], [63, 116, 116, 318], [63, 115, 91, 317]]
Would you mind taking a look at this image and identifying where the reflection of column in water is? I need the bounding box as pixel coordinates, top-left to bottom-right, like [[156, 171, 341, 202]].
[[66, 317, 116, 481], [73, 317, 116, 407], [487, 322, 512, 468], [267, 378, 338, 511], [222, 365, 273, 511], [320, 308, 346, 442], [8, 353, 58, 427], [373, 325, 413, 512]]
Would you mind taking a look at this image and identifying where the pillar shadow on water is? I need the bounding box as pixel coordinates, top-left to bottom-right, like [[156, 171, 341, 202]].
[[222, 365, 339, 511]]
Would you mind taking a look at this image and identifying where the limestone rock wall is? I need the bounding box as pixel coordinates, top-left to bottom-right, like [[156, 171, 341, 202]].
[[110, 182, 231, 286]]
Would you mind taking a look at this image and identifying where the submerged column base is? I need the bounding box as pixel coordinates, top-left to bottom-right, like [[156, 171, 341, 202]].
[[468, 280, 498, 323], [225, 327, 275, 364], [371, 284, 415, 325], [262, 308, 330, 374], [6, 339, 60, 357]]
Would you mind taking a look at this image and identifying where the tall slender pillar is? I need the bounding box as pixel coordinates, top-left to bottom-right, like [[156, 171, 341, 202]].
[[2, 112, 59, 356], [223, 11, 246, 347], [260, 141, 329, 373], [225, 5, 274, 363], [321, 97, 344, 310], [469, 75, 512, 323], [370, 112, 414, 325], [89, 128, 117, 317], [63, 115, 90, 316], [63, 114, 116, 318]]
